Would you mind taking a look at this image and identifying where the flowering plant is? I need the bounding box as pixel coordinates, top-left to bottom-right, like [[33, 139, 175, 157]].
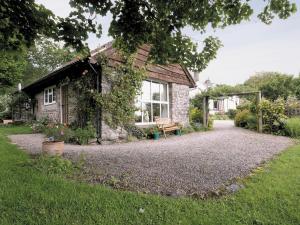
[[44, 124, 67, 142]]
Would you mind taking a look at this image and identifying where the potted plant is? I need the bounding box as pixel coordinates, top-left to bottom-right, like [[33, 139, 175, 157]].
[[42, 124, 66, 156], [175, 129, 181, 136], [152, 127, 160, 140]]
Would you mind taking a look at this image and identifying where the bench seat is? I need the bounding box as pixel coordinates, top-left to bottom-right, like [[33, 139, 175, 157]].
[[154, 117, 182, 138]]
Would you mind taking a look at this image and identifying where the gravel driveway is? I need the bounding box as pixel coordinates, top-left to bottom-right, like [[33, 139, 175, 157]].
[[9, 120, 293, 196]]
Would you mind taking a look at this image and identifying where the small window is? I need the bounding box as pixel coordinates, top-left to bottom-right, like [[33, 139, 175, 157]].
[[44, 87, 56, 105]]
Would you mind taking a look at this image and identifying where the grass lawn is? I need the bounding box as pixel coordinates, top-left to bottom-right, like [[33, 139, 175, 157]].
[[0, 126, 299, 225]]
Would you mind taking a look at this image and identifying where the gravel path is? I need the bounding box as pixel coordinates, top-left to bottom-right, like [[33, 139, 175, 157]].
[[9, 120, 293, 196]]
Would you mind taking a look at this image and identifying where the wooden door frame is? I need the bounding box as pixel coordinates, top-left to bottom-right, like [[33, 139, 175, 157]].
[[60, 85, 69, 124]]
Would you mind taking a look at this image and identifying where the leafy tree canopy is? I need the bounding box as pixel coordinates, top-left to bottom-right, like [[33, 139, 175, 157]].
[[244, 72, 294, 100], [1, 0, 297, 72], [0, 37, 80, 94], [22, 38, 81, 86], [0, 50, 27, 94]]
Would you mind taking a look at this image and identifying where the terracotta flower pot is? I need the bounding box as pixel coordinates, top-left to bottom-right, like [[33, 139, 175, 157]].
[[42, 141, 64, 156]]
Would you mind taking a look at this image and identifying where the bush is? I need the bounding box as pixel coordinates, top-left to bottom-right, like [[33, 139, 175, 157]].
[[235, 109, 250, 127], [189, 107, 203, 124], [181, 126, 195, 134], [258, 98, 287, 134], [72, 122, 96, 145], [31, 117, 52, 133], [285, 117, 300, 138], [208, 117, 214, 129], [0, 110, 11, 120], [227, 109, 237, 120], [124, 124, 145, 139], [246, 114, 257, 130], [42, 121, 96, 145]]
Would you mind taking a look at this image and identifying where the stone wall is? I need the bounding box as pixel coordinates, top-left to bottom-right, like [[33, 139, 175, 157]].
[[31, 77, 190, 141], [169, 83, 190, 126], [34, 88, 61, 122], [100, 74, 128, 142]]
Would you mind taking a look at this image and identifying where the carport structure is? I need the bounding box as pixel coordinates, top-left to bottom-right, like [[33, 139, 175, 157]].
[[202, 91, 263, 133]]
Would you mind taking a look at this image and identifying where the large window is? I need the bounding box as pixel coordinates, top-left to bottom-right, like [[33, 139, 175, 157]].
[[44, 87, 56, 105], [135, 80, 169, 124]]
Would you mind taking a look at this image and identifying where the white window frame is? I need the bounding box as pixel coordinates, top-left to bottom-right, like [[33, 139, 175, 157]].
[[135, 80, 169, 125], [44, 86, 56, 105]]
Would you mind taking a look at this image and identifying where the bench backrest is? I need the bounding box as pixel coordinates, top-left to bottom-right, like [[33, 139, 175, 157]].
[[154, 117, 172, 125]]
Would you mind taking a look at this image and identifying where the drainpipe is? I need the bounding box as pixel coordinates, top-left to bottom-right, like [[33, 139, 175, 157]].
[[88, 59, 102, 144]]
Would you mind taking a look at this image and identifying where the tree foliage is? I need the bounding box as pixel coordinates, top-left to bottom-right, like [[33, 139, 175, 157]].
[[0, 0, 96, 51], [22, 38, 81, 86], [244, 72, 294, 100], [1, 0, 297, 72], [0, 50, 27, 93]]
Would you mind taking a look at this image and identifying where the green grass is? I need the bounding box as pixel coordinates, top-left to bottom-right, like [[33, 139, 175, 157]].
[[0, 126, 299, 225], [285, 117, 300, 138]]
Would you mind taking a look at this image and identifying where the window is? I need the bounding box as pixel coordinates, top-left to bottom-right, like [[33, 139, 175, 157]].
[[135, 80, 169, 124], [44, 87, 56, 105]]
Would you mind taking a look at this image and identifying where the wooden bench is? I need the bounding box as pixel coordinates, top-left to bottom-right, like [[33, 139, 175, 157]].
[[154, 117, 182, 138]]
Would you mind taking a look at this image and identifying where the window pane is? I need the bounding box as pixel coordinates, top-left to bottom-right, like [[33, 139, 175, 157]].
[[153, 103, 160, 120], [134, 101, 142, 123], [49, 94, 53, 103], [142, 103, 152, 123], [152, 82, 160, 101], [141, 81, 151, 101], [160, 83, 167, 101], [53, 88, 56, 101], [161, 104, 168, 118], [44, 90, 48, 103]]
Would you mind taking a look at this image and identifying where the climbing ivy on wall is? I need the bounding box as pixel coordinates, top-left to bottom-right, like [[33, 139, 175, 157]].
[[93, 54, 146, 128], [59, 54, 146, 129]]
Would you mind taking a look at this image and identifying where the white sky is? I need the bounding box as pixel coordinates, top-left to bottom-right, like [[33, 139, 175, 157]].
[[37, 0, 300, 85]]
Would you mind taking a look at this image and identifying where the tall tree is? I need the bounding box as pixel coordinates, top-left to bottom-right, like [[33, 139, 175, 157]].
[[0, 51, 27, 94], [22, 38, 81, 86], [0, 0, 297, 89], [244, 72, 294, 100]]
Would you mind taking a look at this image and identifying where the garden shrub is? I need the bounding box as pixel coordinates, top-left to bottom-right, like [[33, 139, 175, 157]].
[[42, 122, 95, 145], [258, 98, 287, 134], [208, 117, 214, 129], [189, 107, 203, 124], [227, 109, 237, 120], [31, 117, 52, 133], [245, 114, 257, 130], [181, 126, 195, 134], [72, 122, 96, 145], [124, 124, 145, 139], [285, 117, 300, 138], [234, 109, 251, 127]]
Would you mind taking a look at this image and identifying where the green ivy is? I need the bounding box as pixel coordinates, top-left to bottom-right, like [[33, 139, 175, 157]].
[[93, 55, 146, 128]]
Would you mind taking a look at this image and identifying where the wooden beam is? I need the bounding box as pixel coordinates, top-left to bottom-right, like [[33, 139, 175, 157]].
[[257, 91, 263, 133], [203, 96, 209, 128], [203, 97, 207, 128]]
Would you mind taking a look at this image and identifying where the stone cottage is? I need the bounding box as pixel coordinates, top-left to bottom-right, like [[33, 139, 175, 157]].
[[21, 42, 196, 141]]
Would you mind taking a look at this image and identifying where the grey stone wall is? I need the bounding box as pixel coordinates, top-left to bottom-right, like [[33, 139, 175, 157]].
[[100, 74, 128, 142], [169, 83, 190, 126], [31, 76, 190, 141], [34, 87, 61, 122]]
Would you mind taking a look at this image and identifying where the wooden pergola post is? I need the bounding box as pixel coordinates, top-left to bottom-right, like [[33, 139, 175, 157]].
[[203, 96, 209, 128], [257, 91, 263, 133]]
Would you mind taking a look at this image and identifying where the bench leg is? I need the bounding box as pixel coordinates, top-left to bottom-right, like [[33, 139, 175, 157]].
[[163, 130, 167, 139]]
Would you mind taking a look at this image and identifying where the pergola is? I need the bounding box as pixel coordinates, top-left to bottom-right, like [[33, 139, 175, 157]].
[[202, 91, 263, 133]]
